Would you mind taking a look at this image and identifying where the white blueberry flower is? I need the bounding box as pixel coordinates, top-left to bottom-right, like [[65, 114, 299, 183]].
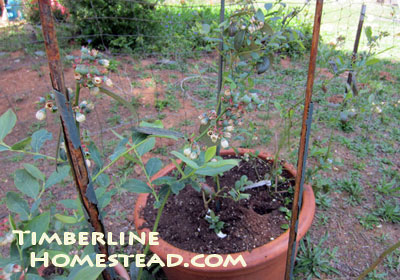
[[241, 24, 246, 30], [216, 231, 227, 239], [35, 109, 46, 121], [225, 125, 234, 132], [248, 25, 256, 33], [211, 158, 217, 162], [87, 102, 95, 110], [105, 78, 113, 87], [210, 134, 219, 143], [93, 76, 102, 86], [374, 106, 382, 114], [0, 232, 15, 246], [76, 112, 86, 123], [201, 118, 208, 125], [190, 152, 198, 160], [74, 72, 82, 80], [85, 159, 91, 168], [90, 86, 100, 95], [99, 59, 110, 67], [80, 100, 88, 108], [223, 132, 232, 139], [183, 147, 191, 157], [221, 138, 229, 149], [45, 101, 54, 109]]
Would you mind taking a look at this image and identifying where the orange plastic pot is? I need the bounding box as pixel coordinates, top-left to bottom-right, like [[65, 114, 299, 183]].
[[134, 149, 315, 280]]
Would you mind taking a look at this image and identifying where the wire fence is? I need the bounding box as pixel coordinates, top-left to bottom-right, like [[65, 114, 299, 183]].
[[0, 0, 399, 162], [0, 0, 399, 59]]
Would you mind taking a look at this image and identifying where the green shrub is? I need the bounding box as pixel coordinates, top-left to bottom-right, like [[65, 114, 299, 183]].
[[63, 0, 158, 50]]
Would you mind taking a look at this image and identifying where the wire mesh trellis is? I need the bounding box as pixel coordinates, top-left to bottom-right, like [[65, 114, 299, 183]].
[[0, 0, 399, 59], [1, 0, 400, 279]]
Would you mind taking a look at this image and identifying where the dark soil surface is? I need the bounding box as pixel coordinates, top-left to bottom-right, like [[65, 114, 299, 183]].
[[142, 156, 293, 254]]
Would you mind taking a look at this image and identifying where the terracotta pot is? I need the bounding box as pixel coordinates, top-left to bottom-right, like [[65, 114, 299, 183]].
[[134, 148, 315, 280]]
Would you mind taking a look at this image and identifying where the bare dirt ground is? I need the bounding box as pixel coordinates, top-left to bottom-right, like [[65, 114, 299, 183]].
[[1, 50, 399, 279]]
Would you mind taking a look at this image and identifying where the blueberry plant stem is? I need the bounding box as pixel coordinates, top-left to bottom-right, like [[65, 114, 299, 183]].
[[137, 189, 171, 280]]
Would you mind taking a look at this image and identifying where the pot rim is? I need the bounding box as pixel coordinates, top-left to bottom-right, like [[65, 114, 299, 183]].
[[134, 148, 315, 273]]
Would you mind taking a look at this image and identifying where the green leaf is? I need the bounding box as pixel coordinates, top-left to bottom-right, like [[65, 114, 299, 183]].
[[281, 223, 289, 230], [0, 109, 17, 142], [152, 176, 175, 186], [31, 129, 52, 153], [365, 26, 372, 41], [122, 179, 152, 193], [59, 199, 78, 209], [145, 158, 163, 177], [255, 9, 265, 22], [132, 127, 183, 141], [265, 3, 273, 10], [45, 165, 70, 189], [23, 163, 45, 181], [204, 146, 216, 162], [54, 214, 79, 224], [366, 57, 380, 66], [14, 169, 40, 199], [136, 138, 156, 156], [201, 23, 211, 34], [0, 144, 9, 151], [195, 159, 239, 176], [206, 159, 240, 168], [234, 30, 246, 51], [171, 181, 185, 195], [67, 262, 105, 280], [11, 137, 31, 150], [140, 120, 164, 128], [195, 166, 234, 176], [88, 142, 103, 168], [95, 173, 110, 188], [109, 138, 128, 161], [22, 212, 50, 249], [171, 151, 199, 169], [260, 23, 274, 35], [257, 56, 270, 74], [98, 188, 117, 209]]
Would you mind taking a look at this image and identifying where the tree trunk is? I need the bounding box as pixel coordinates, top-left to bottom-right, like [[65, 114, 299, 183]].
[[0, 0, 9, 24]]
